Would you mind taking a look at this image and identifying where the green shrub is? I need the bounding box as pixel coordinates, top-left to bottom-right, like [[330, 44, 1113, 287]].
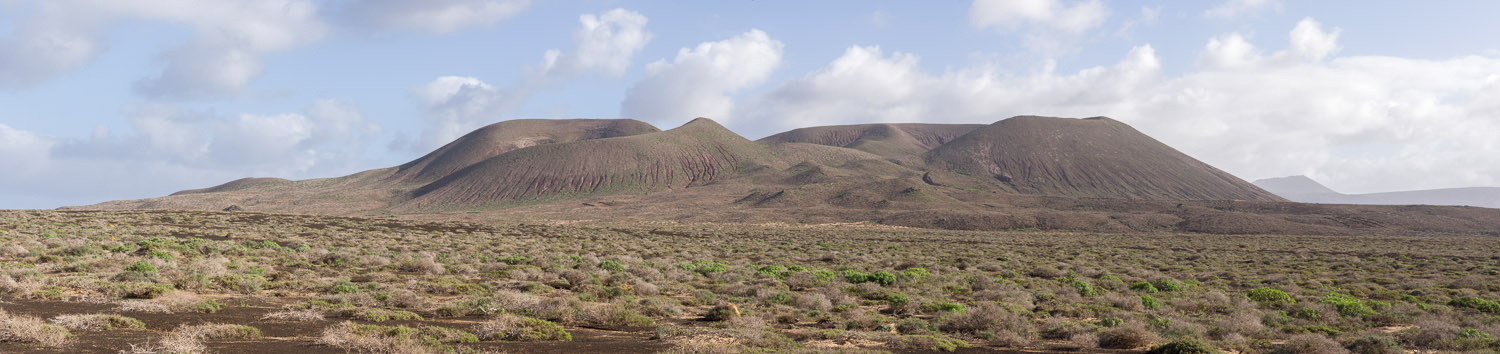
[[1319, 292, 1375, 318], [1131, 282, 1159, 293], [1247, 287, 1296, 307], [355, 308, 424, 322], [193, 299, 223, 313], [331, 281, 359, 294], [1098, 317, 1123, 327], [902, 334, 969, 352], [598, 260, 623, 272], [924, 302, 965, 313], [843, 270, 898, 286], [1147, 340, 1220, 354], [902, 267, 930, 281], [887, 293, 911, 306], [1141, 295, 1160, 310], [1070, 280, 1098, 296], [1448, 296, 1500, 313], [679, 260, 728, 275], [124, 261, 157, 274], [1458, 328, 1491, 339], [1153, 279, 1183, 292]]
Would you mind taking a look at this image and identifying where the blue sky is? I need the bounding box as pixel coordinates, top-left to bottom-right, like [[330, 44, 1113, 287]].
[[2, 0, 1499, 209]]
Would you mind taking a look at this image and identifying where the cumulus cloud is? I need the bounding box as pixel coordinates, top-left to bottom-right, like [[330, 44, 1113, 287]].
[[411, 76, 519, 148], [743, 18, 1500, 194], [968, 0, 1109, 54], [0, 0, 327, 98], [542, 8, 652, 77], [0, 123, 55, 176], [620, 30, 784, 124], [0, 100, 379, 208], [1199, 18, 1340, 69], [969, 0, 1108, 33], [1204, 0, 1282, 19], [339, 0, 530, 34]]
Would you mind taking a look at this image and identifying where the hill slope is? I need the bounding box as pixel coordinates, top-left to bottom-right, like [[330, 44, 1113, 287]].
[[757, 123, 983, 163], [391, 119, 660, 183], [926, 116, 1283, 201], [1254, 175, 1500, 208], [404, 118, 776, 208]]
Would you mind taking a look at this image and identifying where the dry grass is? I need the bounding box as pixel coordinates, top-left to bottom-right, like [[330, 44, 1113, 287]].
[[0, 308, 71, 347], [260, 309, 324, 322], [50, 313, 147, 331]]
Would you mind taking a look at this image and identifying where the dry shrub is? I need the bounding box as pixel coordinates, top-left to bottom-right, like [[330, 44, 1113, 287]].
[[1211, 310, 1265, 339], [1405, 317, 1460, 349], [261, 309, 324, 322], [50, 313, 146, 330], [942, 303, 1031, 336], [121, 323, 260, 354], [1106, 293, 1145, 311], [1040, 317, 1095, 340], [401, 252, 445, 275], [1099, 325, 1158, 349], [0, 245, 29, 257], [0, 274, 42, 297], [1071, 333, 1100, 349], [1277, 334, 1350, 354], [0, 308, 71, 347], [794, 293, 832, 312], [990, 330, 1032, 348], [631, 280, 660, 296], [116, 290, 209, 313], [473, 314, 571, 341], [317, 321, 431, 354]]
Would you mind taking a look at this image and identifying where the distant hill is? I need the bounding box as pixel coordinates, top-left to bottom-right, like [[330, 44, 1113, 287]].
[[405, 118, 774, 209], [757, 123, 983, 164], [71, 116, 1500, 236], [926, 116, 1283, 201], [1254, 175, 1500, 208], [391, 119, 660, 183]]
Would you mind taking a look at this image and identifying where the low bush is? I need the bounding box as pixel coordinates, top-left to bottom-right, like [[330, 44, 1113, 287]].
[[1247, 287, 1296, 307], [0, 309, 71, 347], [1147, 340, 1220, 354], [50, 314, 147, 330], [474, 314, 572, 341]]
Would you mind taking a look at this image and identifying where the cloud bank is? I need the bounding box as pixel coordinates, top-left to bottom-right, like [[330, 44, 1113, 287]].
[[740, 18, 1500, 194]]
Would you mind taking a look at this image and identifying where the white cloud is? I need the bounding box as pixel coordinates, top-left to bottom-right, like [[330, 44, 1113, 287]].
[[1199, 18, 1340, 69], [0, 0, 327, 98], [543, 8, 652, 77], [0, 123, 55, 176], [968, 0, 1108, 34], [1204, 0, 1282, 19], [620, 29, 784, 124], [340, 0, 530, 34], [412, 76, 518, 148], [1288, 17, 1341, 61], [745, 18, 1500, 194], [1, 99, 377, 208], [968, 0, 1109, 55]]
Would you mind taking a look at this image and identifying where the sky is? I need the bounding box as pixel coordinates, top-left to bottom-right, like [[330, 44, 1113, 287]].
[[2, 0, 1499, 209]]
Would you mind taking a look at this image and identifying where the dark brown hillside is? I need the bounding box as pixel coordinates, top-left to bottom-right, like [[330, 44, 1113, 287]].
[[405, 118, 775, 208], [926, 116, 1283, 201], [391, 119, 660, 183], [758, 123, 983, 163]]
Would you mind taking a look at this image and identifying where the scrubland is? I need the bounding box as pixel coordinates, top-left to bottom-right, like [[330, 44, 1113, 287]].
[[1, 209, 1497, 353]]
